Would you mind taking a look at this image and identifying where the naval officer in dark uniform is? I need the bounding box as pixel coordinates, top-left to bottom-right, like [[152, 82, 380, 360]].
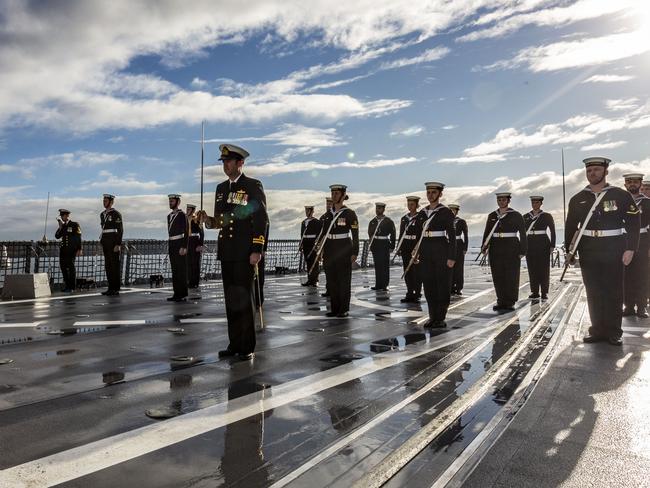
[[368, 202, 396, 291], [100, 193, 123, 296], [448, 203, 468, 296], [300, 205, 323, 287], [166, 194, 188, 302], [321, 184, 359, 317], [565, 157, 639, 345], [186, 203, 204, 289], [55, 209, 82, 292], [523, 196, 556, 300], [396, 196, 422, 303], [481, 192, 527, 311], [197, 144, 269, 361], [622, 173, 649, 318], [415, 182, 456, 328]]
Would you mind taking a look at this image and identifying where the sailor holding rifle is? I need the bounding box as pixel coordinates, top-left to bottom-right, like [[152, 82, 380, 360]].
[[395, 196, 422, 303], [523, 196, 556, 300], [367, 202, 396, 291], [564, 157, 639, 346], [448, 203, 468, 296]]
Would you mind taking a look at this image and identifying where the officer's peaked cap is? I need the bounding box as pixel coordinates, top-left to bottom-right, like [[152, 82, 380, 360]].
[[583, 157, 610, 168], [58, 208, 70, 215], [330, 184, 347, 192], [425, 181, 445, 190], [219, 144, 249, 161]]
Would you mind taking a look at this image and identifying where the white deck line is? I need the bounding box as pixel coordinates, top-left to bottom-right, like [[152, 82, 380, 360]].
[[0, 322, 43, 329], [0, 319, 506, 488]]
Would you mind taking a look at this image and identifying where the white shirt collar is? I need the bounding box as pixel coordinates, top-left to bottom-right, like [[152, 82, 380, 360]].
[[229, 173, 243, 184]]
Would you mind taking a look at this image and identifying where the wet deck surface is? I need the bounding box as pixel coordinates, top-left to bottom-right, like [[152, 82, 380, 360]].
[[0, 266, 647, 487]]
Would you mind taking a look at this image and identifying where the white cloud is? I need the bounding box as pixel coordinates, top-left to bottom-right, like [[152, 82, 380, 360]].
[[441, 124, 458, 130], [390, 126, 425, 137], [378, 47, 450, 70], [441, 101, 650, 162], [605, 98, 640, 112], [77, 170, 170, 192], [580, 141, 627, 151], [0, 151, 128, 179], [458, 0, 637, 43], [482, 28, 650, 72], [107, 136, 125, 143], [201, 156, 418, 180], [582, 74, 636, 83]]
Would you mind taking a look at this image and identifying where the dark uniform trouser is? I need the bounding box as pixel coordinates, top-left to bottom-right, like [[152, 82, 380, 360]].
[[489, 239, 521, 307], [526, 239, 551, 296], [325, 253, 352, 314], [421, 252, 452, 322], [372, 242, 390, 289], [451, 245, 465, 293], [102, 242, 121, 291], [221, 260, 256, 354], [59, 251, 76, 290], [187, 248, 201, 288], [580, 237, 625, 339], [303, 241, 319, 284], [169, 244, 188, 298], [401, 253, 422, 298], [624, 235, 649, 311]]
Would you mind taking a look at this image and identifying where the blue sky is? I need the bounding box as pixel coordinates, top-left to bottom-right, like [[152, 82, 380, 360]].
[[1, 0, 649, 240]]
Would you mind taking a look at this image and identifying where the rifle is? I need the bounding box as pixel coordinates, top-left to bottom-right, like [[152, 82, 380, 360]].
[[254, 264, 265, 330], [308, 208, 345, 275], [401, 210, 439, 279], [367, 217, 384, 251], [559, 190, 608, 282], [391, 216, 416, 264], [475, 210, 509, 262], [559, 230, 579, 282], [41, 191, 51, 243]]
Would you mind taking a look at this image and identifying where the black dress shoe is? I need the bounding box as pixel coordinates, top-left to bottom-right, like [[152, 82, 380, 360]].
[[326, 311, 337, 317], [400, 296, 412, 303], [101, 290, 111, 295], [237, 352, 254, 361], [336, 312, 349, 318], [541, 294, 548, 300], [622, 308, 635, 317], [321, 292, 330, 297], [636, 308, 648, 318], [107, 290, 120, 296], [172, 297, 187, 302], [607, 337, 623, 346], [218, 349, 236, 358], [167, 296, 177, 301], [583, 335, 604, 343], [528, 293, 540, 299], [371, 286, 379, 290], [492, 305, 500, 311]]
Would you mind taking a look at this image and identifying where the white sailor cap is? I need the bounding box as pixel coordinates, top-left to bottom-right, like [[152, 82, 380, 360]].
[[103, 193, 115, 200], [529, 195, 544, 201], [168, 193, 181, 199], [425, 181, 445, 190], [496, 192, 512, 198], [583, 156, 610, 168], [218, 144, 249, 161], [58, 208, 71, 215], [643, 180, 650, 186], [186, 203, 196, 209], [329, 184, 347, 191], [447, 203, 460, 210], [406, 195, 420, 202], [375, 202, 386, 207], [623, 173, 644, 180]]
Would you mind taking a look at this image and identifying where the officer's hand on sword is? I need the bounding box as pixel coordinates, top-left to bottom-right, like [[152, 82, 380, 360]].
[[622, 250, 634, 266]]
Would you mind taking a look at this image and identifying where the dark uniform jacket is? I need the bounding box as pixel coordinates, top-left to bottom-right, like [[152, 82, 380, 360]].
[[321, 206, 360, 259], [523, 211, 556, 248], [55, 220, 82, 253], [368, 216, 396, 251], [301, 217, 323, 245], [453, 217, 469, 252], [188, 218, 205, 251], [167, 209, 188, 249], [397, 213, 420, 255], [210, 173, 269, 262], [416, 204, 457, 260], [633, 194, 650, 250], [482, 208, 527, 255], [100, 208, 123, 247], [565, 185, 639, 253]]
